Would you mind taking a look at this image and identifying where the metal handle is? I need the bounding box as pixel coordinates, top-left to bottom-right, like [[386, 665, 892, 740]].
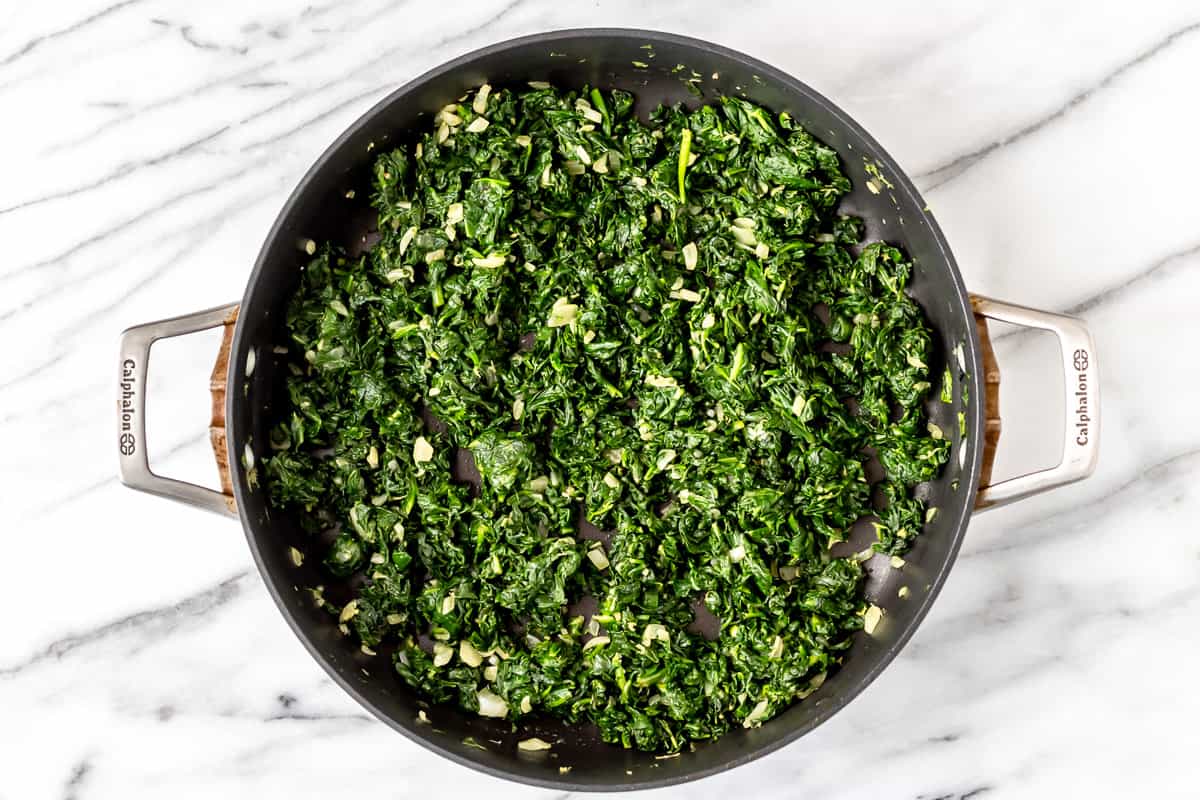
[[970, 295, 1099, 510], [117, 303, 241, 517]]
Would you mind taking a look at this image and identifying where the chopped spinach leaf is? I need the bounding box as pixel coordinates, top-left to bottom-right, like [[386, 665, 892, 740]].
[[264, 83, 949, 752]]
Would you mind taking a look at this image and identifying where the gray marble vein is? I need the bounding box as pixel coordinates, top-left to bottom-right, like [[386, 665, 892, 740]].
[[0, 155, 273, 313], [961, 445, 1200, 559], [61, 758, 92, 800], [44, 62, 275, 155], [0, 125, 230, 217], [916, 17, 1200, 191], [0, 0, 143, 66], [1066, 238, 1200, 315], [0, 572, 248, 678]]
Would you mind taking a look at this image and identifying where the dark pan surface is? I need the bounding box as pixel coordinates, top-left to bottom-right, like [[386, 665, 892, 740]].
[[226, 29, 985, 790]]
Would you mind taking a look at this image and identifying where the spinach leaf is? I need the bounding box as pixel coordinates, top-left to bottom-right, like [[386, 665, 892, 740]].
[[263, 83, 949, 752]]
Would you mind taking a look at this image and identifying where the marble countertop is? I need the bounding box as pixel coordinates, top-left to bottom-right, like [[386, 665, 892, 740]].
[[4, 1, 1198, 797]]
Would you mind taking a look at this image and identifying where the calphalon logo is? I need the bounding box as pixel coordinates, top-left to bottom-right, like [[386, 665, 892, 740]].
[[119, 358, 137, 456], [1072, 348, 1090, 446]]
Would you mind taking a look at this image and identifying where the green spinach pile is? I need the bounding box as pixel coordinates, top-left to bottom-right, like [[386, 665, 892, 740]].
[[264, 82, 949, 752]]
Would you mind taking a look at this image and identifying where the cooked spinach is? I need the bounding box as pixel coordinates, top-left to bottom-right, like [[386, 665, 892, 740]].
[[264, 83, 949, 752]]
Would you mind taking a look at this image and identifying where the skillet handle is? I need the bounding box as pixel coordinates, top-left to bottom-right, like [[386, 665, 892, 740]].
[[117, 303, 241, 517], [970, 295, 1099, 511]]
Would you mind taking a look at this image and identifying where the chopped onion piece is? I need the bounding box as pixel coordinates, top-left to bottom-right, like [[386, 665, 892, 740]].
[[768, 635, 784, 659], [586, 547, 610, 571], [413, 436, 434, 464], [472, 83, 491, 114], [644, 374, 677, 389], [460, 640, 483, 667], [518, 737, 553, 752], [471, 253, 507, 269], [476, 687, 508, 718], [863, 605, 883, 635], [397, 225, 417, 255], [742, 698, 770, 728], [546, 296, 579, 327], [641, 623, 670, 648], [730, 226, 757, 246], [682, 241, 698, 270]]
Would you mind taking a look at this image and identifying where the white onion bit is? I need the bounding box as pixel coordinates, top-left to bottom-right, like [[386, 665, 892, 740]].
[[413, 436, 434, 464], [459, 640, 483, 667], [863, 605, 884, 635], [518, 737, 553, 751], [472, 84, 492, 114], [476, 688, 508, 718]]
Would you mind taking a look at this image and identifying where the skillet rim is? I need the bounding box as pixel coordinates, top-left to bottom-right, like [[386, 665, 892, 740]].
[[227, 27, 985, 791]]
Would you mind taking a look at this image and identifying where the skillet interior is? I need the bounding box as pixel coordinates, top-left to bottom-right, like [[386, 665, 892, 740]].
[[227, 29, 985, 790]]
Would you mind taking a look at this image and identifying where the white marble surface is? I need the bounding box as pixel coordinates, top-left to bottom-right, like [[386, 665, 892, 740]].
[[3, 1, 1199, 797]]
